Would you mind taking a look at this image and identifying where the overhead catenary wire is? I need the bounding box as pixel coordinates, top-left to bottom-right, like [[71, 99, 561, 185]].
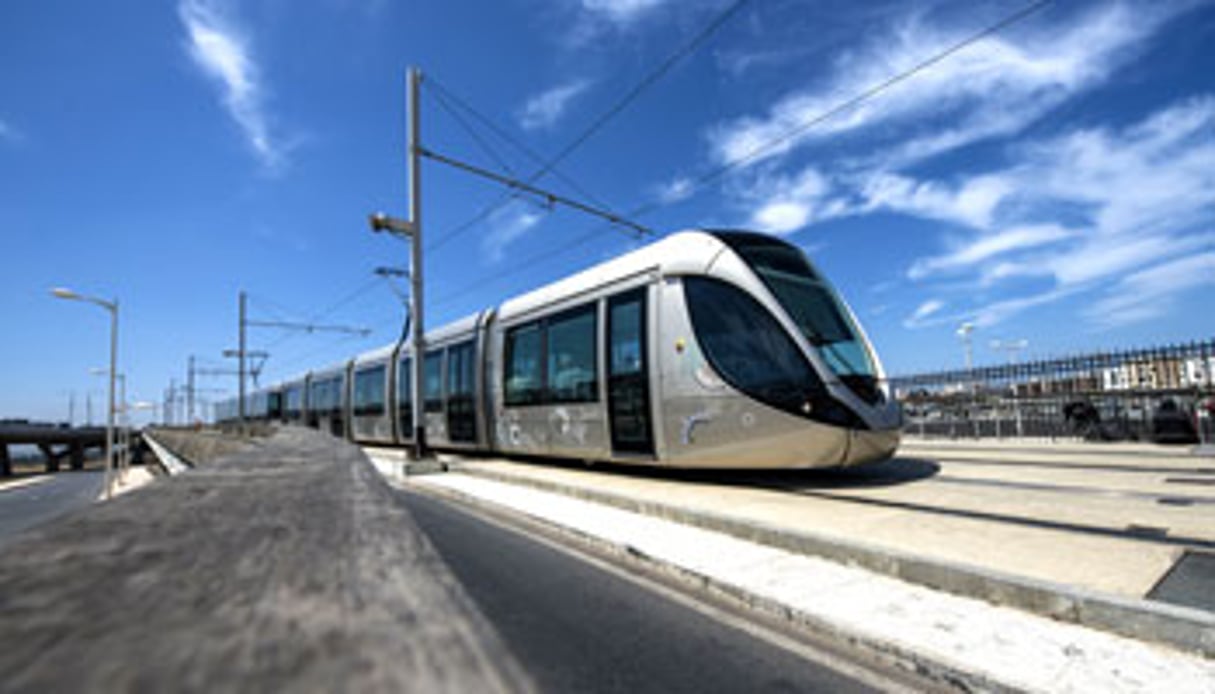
[[420, 146, 653, 238], [624, 0, 1056, 220], [427, 81, 520, 180], [426, 77, 616, 217], [427, 0, 1053, 310], [424, 0, 755, 253]]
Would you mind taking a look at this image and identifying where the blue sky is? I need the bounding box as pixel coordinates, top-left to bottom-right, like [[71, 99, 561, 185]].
[[2, 0, 1213, 424]]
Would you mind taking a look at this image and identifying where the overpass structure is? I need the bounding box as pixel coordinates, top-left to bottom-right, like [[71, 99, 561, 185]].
[[0, 422, 112, 476]]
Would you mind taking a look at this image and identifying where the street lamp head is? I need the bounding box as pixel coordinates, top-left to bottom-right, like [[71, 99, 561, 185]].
[[51, 287, 80, 300], [956, 322, 975, 338], [369, 212, 388, 232]]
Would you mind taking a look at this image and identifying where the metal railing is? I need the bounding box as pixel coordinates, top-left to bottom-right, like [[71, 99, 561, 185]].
[[890, 340, 1215, 444]]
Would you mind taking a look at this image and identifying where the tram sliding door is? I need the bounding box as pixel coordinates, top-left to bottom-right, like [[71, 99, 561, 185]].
[[607, 288, 654, 456]]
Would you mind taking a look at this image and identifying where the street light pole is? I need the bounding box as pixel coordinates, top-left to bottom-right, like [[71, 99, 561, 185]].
[[369, 66, 427, 460], [52, 287, 117, 499]]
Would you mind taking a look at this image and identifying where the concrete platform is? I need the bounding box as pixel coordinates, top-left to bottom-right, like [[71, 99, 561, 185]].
[[379, 439, 1215, 659], [0, 428, 531, 693]]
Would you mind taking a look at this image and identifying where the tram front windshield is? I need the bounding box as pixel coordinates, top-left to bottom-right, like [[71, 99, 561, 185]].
[[715, 233, 876, 380]]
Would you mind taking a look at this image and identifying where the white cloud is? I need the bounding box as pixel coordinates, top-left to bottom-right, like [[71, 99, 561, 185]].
[[657, 176, 695, 204], [859, 173, 1012, 230], [753, 201, 810, 234], [743, 167, 834, 234], [580, 0, 668, 25], [179, 0, 284, 170], [482, 203, 544, 263], [1086, 253, 1215, 328], [0, 118, 23, 144], [908, 224, 1073, 280], [896, 96, 1215, 326], [708, 3, 1184, 170], [517, 80, 590, 131], [904, 299, 945, 328]]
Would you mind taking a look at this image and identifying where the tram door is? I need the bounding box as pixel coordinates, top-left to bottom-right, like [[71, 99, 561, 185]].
[[607, 288, 654, 456]]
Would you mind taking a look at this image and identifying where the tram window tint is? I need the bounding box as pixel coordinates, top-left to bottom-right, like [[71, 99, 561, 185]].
[[505, 322, 544, 406], [353, 365, 386, 416], [397, 358, 413, 437], [446, 342, 475, 397], [610, 301, 643, 375], [723, 234, 876, 378], [546, 306, 597, 403], [446, 341, 477, 443], [284, 386, 302, 418], [684, 276, 822, 415], [308, 381, 324, 413], [424, 351, 444, 413], [312, 377, 342, 414]]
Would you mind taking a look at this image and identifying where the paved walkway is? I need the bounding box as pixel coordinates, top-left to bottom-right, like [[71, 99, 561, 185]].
[[0, 428, 531, 693]]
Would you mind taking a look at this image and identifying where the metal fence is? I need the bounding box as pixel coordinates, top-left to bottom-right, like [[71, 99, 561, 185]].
[[890, 339, 1215, 444]]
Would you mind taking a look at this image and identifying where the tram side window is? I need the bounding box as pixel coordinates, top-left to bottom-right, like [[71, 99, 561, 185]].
[[684, 277, 822, 414], [447, 342, 475, 398], [505, 322, 544, 406], [313, 384, 328, 415], [547, 306, 597, 403], [285, 386, 302, 418], [354, 365, 386, 416], [330, 377, 345, 415], [424, 351, 444, 413], [398, 358, 413, 436]]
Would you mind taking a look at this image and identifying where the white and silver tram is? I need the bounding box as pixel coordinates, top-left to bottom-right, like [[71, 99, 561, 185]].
[[231, 230, 902, 468]]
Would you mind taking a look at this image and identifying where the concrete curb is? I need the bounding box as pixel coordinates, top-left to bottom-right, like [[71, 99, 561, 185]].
[[453, 463, 1215, 658], [901, 438, 1214, 459]]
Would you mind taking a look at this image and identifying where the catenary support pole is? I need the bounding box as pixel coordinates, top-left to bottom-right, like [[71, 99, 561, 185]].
[[238, 291, 247, 431], [409, 67, 426, 460]]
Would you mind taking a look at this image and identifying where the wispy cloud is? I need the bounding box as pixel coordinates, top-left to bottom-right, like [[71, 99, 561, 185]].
[[708, 3, 1184, 171], [0, 117, 22, 144], [1086, 253, 1215, 328], [482, 203, 544, 263], [897, 95, 1215, 329], [178, 0, 285, 171], [656, 176, 695, 204], [517, 80, 590, 131], [904, 299, 945, 329], [908, 224, 1074, 280], [580, 0, 669, 25]]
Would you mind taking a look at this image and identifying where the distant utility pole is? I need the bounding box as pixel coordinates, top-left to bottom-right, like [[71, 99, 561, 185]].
[[369, 66, 426, 460], [227, 291, 370, 429], [188, 355, 195, 423]]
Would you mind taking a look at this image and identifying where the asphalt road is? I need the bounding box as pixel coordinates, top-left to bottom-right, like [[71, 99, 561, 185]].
[[0, 470, 103, 549], [401, 488, 900, 694]]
